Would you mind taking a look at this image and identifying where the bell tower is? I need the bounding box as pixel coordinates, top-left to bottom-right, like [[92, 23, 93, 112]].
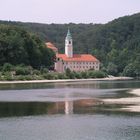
[[65, 29, 73, 58]]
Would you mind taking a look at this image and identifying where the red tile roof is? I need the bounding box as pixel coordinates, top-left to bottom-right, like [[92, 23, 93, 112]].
[[56, 54, 99, 62], [46, 42, 58, 52]]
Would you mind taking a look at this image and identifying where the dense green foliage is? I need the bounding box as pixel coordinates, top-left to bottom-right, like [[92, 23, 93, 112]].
[[0, 24, 55, 69], [0, 64, 106, 81], [0, 13, 140, 77]]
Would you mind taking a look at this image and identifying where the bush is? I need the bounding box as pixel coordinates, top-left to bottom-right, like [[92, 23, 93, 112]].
[[40, 68, 49, 74], [33, 69, 41, 75], [80, 71, 89, 79], [87, 70, 107, 78], [15, 66, 33, 75], [43, 73, 55, 80], [65, 69, 76, 79], [57, 73, 68, 79], [107, 62, 118, 76], [123, 62, 140, 77], [3, 72, 13, 81], [74, 72, 82, 79], [2, 63, 13, 72]]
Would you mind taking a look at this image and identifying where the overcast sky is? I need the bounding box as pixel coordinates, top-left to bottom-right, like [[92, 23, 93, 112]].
[[0, 0, 140, 24]]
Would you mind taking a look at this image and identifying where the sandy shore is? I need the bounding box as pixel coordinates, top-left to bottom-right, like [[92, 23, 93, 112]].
[[103, 89, 140, 112], [0, 77, 133, 84]]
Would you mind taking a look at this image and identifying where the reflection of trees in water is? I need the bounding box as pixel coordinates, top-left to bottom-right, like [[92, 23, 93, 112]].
[[0, 83, 55, 90], [53, 81, 100, 89], [0, 99, 102, 117], [0, 102, 53, 117]]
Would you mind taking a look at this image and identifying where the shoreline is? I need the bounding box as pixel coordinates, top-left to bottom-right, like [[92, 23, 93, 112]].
[[0, 77, 133, 84], [103, 89, 140, 112]]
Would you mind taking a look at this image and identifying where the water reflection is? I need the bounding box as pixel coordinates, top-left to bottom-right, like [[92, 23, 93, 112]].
[[0, 99, 103, 117], [0, 80, 140, 118], [0, 80, 140, 140], [1, 99, 139, 118], [0, 80, 140, 90], [65, 101, 73, 114]]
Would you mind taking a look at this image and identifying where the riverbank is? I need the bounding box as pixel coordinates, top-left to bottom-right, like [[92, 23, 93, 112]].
[[0, 77, 133, 84], [103, 89, 140, 112]]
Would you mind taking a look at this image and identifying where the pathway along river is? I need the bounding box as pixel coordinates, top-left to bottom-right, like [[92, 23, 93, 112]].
[[0, 80, 140, 140]]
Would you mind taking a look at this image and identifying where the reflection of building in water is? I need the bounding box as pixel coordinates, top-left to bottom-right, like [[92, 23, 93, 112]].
[[65, 101, 73, 114], [46, 98, 101, 115]]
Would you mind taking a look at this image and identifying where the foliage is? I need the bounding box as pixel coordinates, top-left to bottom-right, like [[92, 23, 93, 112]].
[[43, 73, 55, 80], [106, 62, 118, 76], [15, 65, 32, 75], [2, 63, 14, 72], [0, 24, 55, 69], [0, 63, 107, 81], [0, 13, 140, 76], [40, 68, 49, 74], [123, 59, 140, 77]]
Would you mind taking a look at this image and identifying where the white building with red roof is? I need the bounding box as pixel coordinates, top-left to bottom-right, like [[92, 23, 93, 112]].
[[54, 29, 100, 72]]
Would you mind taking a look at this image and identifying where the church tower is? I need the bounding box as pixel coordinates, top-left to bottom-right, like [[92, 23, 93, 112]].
[[65, 29, 73, 58]]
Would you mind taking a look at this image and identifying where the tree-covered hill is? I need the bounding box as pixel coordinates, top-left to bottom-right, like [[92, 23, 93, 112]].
[[0, 13, 140, 76], [0, 24, 55, 69]]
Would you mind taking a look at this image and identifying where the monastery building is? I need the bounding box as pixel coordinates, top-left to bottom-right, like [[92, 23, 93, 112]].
[[47, 29, 100, 73]]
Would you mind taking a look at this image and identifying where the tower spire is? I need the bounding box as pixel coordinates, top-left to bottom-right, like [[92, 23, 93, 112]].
[[65, 29, 73, 58], [66, 28, 72, 40]]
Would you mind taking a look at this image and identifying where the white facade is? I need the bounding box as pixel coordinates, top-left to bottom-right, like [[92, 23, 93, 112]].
[[65, 29, 73, 58], [55, 59, 64, 72], [63, 61, 99, 72], [55, 58, 100, 73], [54, 29, 100, 73]]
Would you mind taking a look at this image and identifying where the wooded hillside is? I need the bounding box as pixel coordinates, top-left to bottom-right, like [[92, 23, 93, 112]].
[[0, 13, 140, 76], [0, 25, 55, 69]]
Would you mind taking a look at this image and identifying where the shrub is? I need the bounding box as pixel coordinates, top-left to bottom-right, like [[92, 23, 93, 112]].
[[40, 68, 49, 74], [80, 71, 88, 79], [86, 70, 107, 78], [73, 72, 82, 79], [57, 73, 68, 79], [33, 69, 41, 75], [2, 63, 13, 72], [3, 72, 13, 81], [43, 73, 55, 80], [15, 66, 32, 75]]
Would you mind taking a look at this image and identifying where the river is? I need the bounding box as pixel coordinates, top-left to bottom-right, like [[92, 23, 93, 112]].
[[0, 80, 140, 140]]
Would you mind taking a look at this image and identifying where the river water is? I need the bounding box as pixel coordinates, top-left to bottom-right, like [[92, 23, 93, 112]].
[[0, 80, 139, 140]]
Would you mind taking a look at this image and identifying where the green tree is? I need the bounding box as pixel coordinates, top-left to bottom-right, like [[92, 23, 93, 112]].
[[0, 24, 55, 69], [2, 63, 13, 72], [107, 62, 118, 76]]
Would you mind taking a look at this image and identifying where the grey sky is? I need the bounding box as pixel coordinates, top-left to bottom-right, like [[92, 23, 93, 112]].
[[0, 0, 140, 24]]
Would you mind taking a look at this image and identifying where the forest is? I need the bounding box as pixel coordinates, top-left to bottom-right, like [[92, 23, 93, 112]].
[[0, 24, 55, 69], [0, 13, 140, 77]]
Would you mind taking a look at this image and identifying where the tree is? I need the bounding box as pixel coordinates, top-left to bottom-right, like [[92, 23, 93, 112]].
[[123, 61, 140, 77], [0, 24, 55, 69], [107, 62, 118, 76], [2, 63, 13, 72]]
